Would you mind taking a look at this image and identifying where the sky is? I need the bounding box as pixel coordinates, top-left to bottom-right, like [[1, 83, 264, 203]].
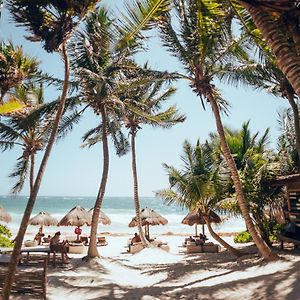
[[0, 1, 289, 197]]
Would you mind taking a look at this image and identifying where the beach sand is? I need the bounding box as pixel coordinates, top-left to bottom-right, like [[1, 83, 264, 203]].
[[40, 234, 300, 300]]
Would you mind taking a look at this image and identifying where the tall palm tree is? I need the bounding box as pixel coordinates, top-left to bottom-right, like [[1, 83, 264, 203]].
[[68, 8, 138, 258], [157, 0, 276, 260], [157, 140, 241, 256], [3, 1, 97, 298], [235, 1, 300, 100], [122, 80, 185, 247], [69, 3, 177, 257]]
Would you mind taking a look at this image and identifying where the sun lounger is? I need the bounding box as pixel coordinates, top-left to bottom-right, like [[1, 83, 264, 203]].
[[186, 242, 219, 253], [128, 242, 144, 254], [97, 236, 108, 246], [277, 234, 300, 249], [68, 243, 87, 254]]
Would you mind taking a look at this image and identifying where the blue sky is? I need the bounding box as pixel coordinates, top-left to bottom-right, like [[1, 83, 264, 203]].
[[0, 1, 288, 197]]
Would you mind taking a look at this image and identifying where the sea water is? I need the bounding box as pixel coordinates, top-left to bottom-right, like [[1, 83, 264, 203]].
[[0, 195, 246, 237]]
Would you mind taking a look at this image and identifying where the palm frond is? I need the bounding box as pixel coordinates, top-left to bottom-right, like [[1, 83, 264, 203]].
[[9, 157, 29, 194]]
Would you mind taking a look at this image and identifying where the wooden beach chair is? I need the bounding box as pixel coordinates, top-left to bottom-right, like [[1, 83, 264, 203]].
[[97, 236, 108, 246], [277, 234, 300, 249]]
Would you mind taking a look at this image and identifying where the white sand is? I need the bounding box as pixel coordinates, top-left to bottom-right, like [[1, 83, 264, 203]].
[[44, 234, 300, 300]]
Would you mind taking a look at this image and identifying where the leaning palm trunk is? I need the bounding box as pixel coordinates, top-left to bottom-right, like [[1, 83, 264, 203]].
[[87, 104, 109, 258], [286, 91, 300, 169], [205, 89, 278, 261], [131, 130, 150, 247], [240, 2, 300, 99], [205, 220, 241, 257], [30, 152, 35, 193], [2, 43, 70, 299]]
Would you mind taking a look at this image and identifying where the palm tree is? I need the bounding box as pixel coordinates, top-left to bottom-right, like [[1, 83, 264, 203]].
[[157, 140, 241, 256], [0, 41, 39, 115], [121, 80, 185, 247], [157, 0, 276, 260], [0, 85, 53, 194], [212, 121, 282, 245], [3, 1, 97, 298], [236, 1, 300, 99], [225, 3, 300, 169], [68, 8, 138, 258], [69, 3, 178, 257]]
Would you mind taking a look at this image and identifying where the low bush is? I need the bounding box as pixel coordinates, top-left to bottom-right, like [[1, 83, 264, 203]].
[[0, 235, 14, 247], [0, 224, 14, 247], [234, 230, 253, 243], [0, 224, 12, 238]]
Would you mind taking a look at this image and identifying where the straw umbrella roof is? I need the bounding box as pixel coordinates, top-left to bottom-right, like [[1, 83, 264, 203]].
[[128, 207, 168, 227], [0, 206, 12, 223], [181, 209, 221, 226], [89, 208, 111, 225], [29, 211, 58, 227], [58, 206, 91, 226]]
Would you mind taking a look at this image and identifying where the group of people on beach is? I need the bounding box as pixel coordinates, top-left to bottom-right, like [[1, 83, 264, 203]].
[[34, 229, 70, 259]]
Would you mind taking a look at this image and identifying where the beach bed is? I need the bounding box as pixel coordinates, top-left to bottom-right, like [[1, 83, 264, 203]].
[[186, 242, 220, 253], [278, 234, 300, 249]]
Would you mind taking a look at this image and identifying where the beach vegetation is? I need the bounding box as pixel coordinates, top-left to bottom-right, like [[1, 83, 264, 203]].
[[0, 224, 13, 248], [156, 0, 276, 260], [212, 121, 285, 246], [235, 1, 300, 100], [0, 41, 39, 115], [157, 139, 242, 256], [234, 230, 252, 243], [121, 77, 185, 246], [3, 1, 98, 298], [68, 0, 179, 258]]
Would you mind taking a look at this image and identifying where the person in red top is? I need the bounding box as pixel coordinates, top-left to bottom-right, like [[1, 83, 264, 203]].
[[74, 226, 82, 242]]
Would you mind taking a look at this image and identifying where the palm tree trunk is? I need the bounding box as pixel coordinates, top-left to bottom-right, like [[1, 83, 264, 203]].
[[205, 90, 278, 261], [240, 1, 300, 99], [131, 129, 149, 247], [205, 220, 241, 257], [29, 152, 35, 193], [2, 43, 70, 300], [286, 91, 300, 169], [87, 104, 109, 258]]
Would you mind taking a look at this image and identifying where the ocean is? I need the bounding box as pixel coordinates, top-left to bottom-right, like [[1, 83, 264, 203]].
[[0, 195, 246, 237]]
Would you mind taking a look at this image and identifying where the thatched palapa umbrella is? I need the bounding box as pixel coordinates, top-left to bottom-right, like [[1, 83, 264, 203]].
[[58, 206, 91, 241], [29, 211, 58, 232], [0, 206, 12, 223], [88, 208, 111, 225], [129, 207, 168, 239], [182, 209, 221, 236]]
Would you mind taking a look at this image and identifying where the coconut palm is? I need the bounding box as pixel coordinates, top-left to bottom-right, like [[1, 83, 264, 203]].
[[3, 1, 97, 298], [211, 121, 282, 245], [224, 3, 300, 169], [0, 41, 38, 103], [121, 80, 185, 247], [157, 0, 276, 260], [157, 140, 241, 256], [235, 1, 300, 99], [68, 8, 138, 258], [0, 86, 54, 194], [69, 4, 179, 257]]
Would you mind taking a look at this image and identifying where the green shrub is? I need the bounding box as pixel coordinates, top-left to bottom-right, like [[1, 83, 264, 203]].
[[0, 224, 12, 238], [234, 230, 253, 243], [0, 235, 14, 247], [269, 223, 285, 242]]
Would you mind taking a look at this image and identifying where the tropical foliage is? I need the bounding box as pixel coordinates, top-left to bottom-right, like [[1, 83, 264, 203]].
[[157, 139, 241, 256]]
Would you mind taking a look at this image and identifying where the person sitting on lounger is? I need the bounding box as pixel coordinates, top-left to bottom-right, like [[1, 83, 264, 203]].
[[50, 231, 69, 259], [34, 227, 45, 245], [131, 233, 141, 244]]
